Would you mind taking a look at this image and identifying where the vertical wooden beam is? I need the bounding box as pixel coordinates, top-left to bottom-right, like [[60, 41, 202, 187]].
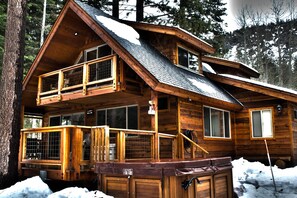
[[151, 90, 159, 160], [112, 55, 117, 91], [58, 70, 64, 101], [288, 102, 294, 163], [105, 126, 110, 161], [61, 128, 70, 180], [119, 58, 126, 91], [177, 98, 184, 159], [82, 63, 88, 95], [36, 76, 42, 105], [119, 130, 125, 162]]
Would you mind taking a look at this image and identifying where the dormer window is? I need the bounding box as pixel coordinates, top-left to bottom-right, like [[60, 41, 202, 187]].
[[177, 46, 200, 72]]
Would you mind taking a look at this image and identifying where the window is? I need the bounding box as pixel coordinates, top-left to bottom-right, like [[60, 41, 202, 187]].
[[23, 115, 43, 129], [204, 106, 230, 138], [178, 46, 200, 72], [49, 112, 85, 126], [251, 109, 273, 138], [96, 105, 138, 129]]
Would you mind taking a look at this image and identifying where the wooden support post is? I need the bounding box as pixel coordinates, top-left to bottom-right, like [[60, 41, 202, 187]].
[[105, 126, 110, 161], [150, 90, 159, 161], [177, 98, 184, 159], [61, 128, 70, 180]]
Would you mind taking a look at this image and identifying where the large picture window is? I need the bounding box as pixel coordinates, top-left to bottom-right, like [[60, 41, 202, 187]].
[[96, 105, 138, 129], [250, 109, 273, 138], [177, 46, 200, 72], [204, 106, 230, 138]]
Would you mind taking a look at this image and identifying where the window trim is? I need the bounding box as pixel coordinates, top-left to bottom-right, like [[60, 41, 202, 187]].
[[176, 44, 200, 73], [249, 107, 274, 139], [96, 105, 138, 129], [203, 106, 231, 139]]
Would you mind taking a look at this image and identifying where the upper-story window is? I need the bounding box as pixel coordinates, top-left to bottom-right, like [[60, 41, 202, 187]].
[[294, 109, 297, 120], [250, 108, 273, 138], [203, 106, 231, 138], [177, 46, 200, 72]]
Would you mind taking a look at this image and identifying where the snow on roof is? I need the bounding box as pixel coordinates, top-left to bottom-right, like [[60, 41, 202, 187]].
[[96, 15, 140, 45], [205, 55, 259, 74], [221, 74, 297, 96], [202, 62, 216, 74]]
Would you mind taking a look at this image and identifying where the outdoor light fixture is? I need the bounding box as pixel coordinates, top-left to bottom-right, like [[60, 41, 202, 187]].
[[276, 104, 282, 114], [148, 100, 155, 115], [86, 109, 93, 115], [181, 176, 201, 190]]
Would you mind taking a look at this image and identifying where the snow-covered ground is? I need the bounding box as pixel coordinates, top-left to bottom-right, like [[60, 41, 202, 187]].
[[233, 158, 297, 198], [0, 176, 113, 198], [1, 158, 297, 197]]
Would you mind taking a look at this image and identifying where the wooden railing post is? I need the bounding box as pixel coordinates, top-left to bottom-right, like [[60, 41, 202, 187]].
[[82, 63, 88, 95], [112, 55, 117, 90], [104, 126, 110, 161], [61, 128, 70, 180], [58, 70, 64, 101], [118, 131, 125, 162], [36, 76, 42, 105]]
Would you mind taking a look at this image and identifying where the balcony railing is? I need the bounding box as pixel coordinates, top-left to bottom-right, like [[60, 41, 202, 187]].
[[36, 55, 117, 105], [19, 125, 209, 181]]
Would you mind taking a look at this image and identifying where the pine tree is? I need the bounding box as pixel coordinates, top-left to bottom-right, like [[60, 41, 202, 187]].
[[0, 0, 27, 188]]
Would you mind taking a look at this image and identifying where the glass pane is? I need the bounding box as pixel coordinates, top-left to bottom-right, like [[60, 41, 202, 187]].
[[204, 107, 210, 136], [262, 110, 272, 137], [211, 109, 224, 137], [86, 49, 97, 61], [128, 106, 138, 129], [107, 108, 126, 128], [49, 116, 61, 126], [98, 45, 112, 58], [97, 110, 106, 125], [72, 113, 85, 125], [224, 112, 230, 138], [178, 47, 188, 67], [188, 52, 199, 72], [252, 111, 262, 137], [62, 115, 71, 125], [158, 97, 168, 110]]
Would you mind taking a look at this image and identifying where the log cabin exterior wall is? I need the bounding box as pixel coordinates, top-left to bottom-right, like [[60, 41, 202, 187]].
[[290, 103, 297, 165], [229, 88, 293, 164], [178, 98, 236, 159]]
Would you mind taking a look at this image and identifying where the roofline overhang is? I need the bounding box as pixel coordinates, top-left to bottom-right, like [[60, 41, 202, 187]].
[[207, 73, 297, 103], [155, 83, 243, 111], [123, 20, 215, 54], [202, 55, 260, 78]]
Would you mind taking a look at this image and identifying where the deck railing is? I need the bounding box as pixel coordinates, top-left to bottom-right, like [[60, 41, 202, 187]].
[[19, 125, 178, 181], [37, 55, 117, 105]]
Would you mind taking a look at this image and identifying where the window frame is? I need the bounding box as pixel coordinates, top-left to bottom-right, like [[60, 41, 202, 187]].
[[249, 107, 274, 139], [203, 106, 231, 139], [176, 45, 200, 73], [96, 105, 138, 129]]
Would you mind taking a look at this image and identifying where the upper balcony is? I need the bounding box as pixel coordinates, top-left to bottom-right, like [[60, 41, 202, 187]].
[[36, 54, 118, 106]]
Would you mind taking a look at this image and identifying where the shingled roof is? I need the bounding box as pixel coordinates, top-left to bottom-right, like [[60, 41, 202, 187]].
[[73, 0, 240, 106]]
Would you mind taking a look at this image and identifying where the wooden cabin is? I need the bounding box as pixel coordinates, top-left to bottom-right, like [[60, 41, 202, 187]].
[[19, 0, 297, 197]]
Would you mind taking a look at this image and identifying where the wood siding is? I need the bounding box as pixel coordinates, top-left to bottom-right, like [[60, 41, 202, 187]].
[[178, 98, 235, 159], [230, 88, 293, 164]]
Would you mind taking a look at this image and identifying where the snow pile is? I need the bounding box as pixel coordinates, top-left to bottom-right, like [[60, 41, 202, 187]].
[[232, 158, 297, 198], [0, 176, 113, 198]]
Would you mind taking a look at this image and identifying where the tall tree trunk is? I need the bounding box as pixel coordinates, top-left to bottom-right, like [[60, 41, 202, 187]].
[[136, 0, 144, 21], [0, 0, 27, 188]]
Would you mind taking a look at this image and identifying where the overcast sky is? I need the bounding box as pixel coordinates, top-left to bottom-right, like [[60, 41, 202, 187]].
[[223, 0, 297, 31]]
